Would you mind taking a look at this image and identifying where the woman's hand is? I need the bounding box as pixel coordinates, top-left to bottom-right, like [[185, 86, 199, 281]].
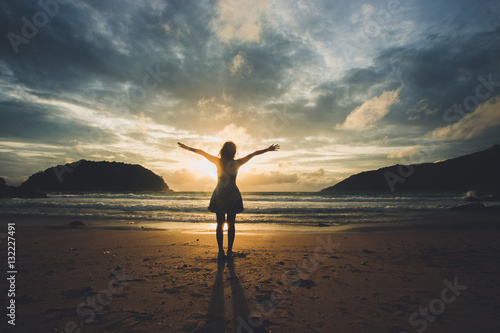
[[178, 142, 193, 151], [267, 144, 280, 152]]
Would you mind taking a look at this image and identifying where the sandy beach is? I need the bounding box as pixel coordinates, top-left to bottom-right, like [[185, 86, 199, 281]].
[[1, 215, 499, 333]]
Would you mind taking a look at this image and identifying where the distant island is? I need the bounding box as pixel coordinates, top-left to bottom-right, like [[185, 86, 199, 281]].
[[18, 160, 171, 193], [0, 177, 48, 198], [321, 145, 500, 194]]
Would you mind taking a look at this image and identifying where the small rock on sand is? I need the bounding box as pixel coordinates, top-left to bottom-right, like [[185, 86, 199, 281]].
[[299, 279, 316, 288], [68, 220, 85, 226]]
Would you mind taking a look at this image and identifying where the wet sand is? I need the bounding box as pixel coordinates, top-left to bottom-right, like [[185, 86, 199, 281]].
[[1, 218, 500, 332]]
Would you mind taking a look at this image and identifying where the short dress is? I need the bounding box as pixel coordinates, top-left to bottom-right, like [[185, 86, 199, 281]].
[[208, 184, 244, 214], [208, 160, 244, 214]]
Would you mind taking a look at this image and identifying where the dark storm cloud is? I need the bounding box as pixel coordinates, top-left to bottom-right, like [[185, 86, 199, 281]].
[[364, 26, 500, 126], [1, 0, 218, 103], [297, 25, 500, 141], [0, 100, 118, 144], [2, 0, 316, 133]]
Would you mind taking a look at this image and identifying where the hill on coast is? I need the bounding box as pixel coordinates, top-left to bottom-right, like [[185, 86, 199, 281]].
[[0, 177, 48, 198], [321, 145, 500, 194], [21, 160, 170, 192]]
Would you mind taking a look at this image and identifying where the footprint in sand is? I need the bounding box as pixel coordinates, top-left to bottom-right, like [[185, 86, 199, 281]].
[[181, 313, 206, 332], [103, 311, 155, 331], [306, 321, 325, 331]]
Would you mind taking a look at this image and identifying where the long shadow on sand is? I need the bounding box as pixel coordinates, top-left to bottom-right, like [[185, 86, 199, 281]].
[[227, 258, 253, 332], [203, 256, 267, 332], [205, 259, 226, 332]]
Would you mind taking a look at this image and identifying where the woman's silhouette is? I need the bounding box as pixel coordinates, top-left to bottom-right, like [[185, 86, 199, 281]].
[[178, 141, 279, 258]]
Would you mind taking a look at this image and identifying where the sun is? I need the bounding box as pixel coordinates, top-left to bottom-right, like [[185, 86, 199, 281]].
[[194, 159, 217, 180]]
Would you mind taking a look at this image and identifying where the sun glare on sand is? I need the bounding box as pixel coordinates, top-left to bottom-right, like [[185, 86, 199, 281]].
[[209, 223, 228, 232]]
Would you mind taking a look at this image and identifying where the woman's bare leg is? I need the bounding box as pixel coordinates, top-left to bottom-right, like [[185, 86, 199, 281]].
[[227, 213, 236, 254], [216, 213, 225, 255]]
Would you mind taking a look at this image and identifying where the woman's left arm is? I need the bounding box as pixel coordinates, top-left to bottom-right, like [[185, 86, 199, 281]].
[[237, 144, 280, 166]]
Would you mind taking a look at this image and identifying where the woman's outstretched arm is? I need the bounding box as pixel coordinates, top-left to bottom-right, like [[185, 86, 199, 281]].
[[237, 144, 280, 166], [177, 142, 219, 164]]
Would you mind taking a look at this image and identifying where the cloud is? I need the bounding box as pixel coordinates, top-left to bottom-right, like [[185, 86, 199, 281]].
[[211, 0, 270, 43], [196, 97, 234, 120], [425, 98, 500, 140], [237, 168, 333, 190], [230, 53, 251, 76], [387, 145, 422, 159], [163, 168, 214, 191], [238, 170, 299, 186], [338, 86, 402, 129], [1, 1, 500, 191], [0, 99, 119, 145], [216, 124, 253, 146]]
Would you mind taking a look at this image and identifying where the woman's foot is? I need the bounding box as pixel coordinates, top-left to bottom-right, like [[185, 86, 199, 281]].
[[226, 250, 233, 258], [218, 250, 226, 260]]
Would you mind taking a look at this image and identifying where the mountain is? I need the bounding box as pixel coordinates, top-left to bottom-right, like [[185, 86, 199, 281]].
[[0, 177, 48, 198], [21, 160, 171, 192], [321, 145, 500, 193]]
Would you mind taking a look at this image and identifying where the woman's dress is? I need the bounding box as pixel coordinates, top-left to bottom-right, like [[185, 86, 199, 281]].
[[208, 159, 243, 214]]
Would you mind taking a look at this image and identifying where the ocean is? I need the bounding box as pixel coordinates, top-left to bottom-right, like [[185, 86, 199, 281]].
[[0, 191, 491, 231]]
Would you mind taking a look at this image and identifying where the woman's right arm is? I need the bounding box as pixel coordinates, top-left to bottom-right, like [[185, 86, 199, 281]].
[[177, 142, 219, 164]]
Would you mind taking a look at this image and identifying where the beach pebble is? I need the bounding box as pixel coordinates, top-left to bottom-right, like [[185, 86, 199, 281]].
[[299, 279, 316, 288], [256, 294, 272, 302], [399, 295, 412, 302], [68, 220, 85, 226], [60, 286, 93, 299]]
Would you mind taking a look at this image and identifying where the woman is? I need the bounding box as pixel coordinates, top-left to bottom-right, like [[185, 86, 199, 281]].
[[178, 141, 280, 258]]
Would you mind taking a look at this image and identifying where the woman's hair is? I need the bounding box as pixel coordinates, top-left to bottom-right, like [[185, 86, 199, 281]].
[[219, 141, 237, 159]]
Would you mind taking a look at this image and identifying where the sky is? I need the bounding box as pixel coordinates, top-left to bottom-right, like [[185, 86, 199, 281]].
[[1, 0, 500, 192]]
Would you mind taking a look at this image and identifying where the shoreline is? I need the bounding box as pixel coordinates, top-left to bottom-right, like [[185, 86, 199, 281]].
[[2, 209, 500, 234]]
